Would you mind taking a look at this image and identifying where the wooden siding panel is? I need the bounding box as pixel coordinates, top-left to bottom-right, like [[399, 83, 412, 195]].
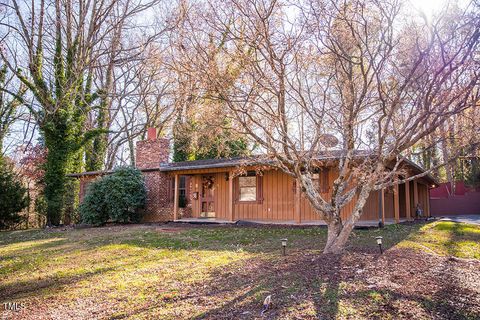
[[233, 170, 294, 221], [184, 168, 424, 224], [362, 191, 378, 220], [384, 189, 395, 219]]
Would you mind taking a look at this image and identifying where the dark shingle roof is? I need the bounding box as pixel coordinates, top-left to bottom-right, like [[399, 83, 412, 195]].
[[68, 150, 437, 185], [157, 150, 373, 172], [159, 157, 252, 171]]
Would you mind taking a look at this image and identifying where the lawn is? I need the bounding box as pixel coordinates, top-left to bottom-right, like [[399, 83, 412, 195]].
[[1, 221, 479, 319]]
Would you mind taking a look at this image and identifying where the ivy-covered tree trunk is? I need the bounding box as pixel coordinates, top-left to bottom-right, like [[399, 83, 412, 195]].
[[43, 121, 84, 225], [43, 140, 69, 226], [85, 92, 110, 171]]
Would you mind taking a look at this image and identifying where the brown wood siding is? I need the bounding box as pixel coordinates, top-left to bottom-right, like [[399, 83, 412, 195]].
[[213, 172, 229, 219], [384, 189, 395, 219], [184, 167, 425, 223], [362, 191, 379, 220], [301, 169, 335, 221], [234, 170, 295, 221]]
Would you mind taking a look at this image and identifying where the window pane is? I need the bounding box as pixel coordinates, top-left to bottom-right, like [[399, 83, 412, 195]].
[[239, 187, 256, 201], [180, 176, 186, 188], [238, 176, 257, 201], [239, 176, 256, 187]]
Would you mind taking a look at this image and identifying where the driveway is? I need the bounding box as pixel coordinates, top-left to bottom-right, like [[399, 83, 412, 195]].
[[438, 214, 480, 225]]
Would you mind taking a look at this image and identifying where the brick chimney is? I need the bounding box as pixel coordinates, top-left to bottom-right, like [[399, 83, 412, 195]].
[[135, 128, 170, 169]]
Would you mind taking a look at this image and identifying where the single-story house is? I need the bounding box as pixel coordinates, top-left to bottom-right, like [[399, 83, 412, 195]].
[[70, 128, 437, 226]]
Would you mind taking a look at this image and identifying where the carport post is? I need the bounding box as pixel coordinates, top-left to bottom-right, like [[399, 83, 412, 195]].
[[413, 180, 419, 216], [426, 185, 431, 218], [381, 188, 385, 225], [405, 181, 411, 221], [173, 174, 179, 221], [394, 184, 400, 223], [228, 171, 234, 221]]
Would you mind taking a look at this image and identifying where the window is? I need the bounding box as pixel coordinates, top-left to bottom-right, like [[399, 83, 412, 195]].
[[312, 169, 329, 193], [179, 176, 187, 199], [179, 176, 188, 208], [239, 176, 257, 201], [235, 172, 263, 203], [170, 176, 188, 207]]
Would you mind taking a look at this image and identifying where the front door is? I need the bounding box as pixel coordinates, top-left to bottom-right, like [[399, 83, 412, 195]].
[[200, 175, 215, 218]]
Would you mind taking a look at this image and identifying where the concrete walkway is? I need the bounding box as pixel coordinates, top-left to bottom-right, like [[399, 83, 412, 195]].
[[438, 214, 480, 225]]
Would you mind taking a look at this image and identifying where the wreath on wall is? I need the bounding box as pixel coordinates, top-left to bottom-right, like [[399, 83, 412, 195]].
[[202, 176, 215, 189]]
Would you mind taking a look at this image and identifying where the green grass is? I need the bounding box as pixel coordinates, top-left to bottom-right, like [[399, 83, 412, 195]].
[[399, 221, 480, 259], [0, 221, 479, 319]]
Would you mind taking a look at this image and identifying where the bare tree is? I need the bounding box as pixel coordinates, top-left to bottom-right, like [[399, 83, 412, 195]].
[[0, 64, 26, 154], [176, 0, 479, 252], [104, 47, 176, 168]]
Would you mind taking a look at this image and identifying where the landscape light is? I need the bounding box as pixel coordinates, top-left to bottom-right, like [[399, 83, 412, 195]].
[[281, 238, 288, 256], [375, 236, 383, 254]]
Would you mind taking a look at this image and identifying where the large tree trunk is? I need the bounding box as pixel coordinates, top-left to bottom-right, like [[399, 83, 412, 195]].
[[323, 220, 357, 254], [323, 218, 343, 253], [44, 144, 69, 226], [322, 187, 373, 254]]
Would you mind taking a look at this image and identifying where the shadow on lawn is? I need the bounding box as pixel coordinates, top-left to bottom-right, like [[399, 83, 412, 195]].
[[0, 265, 118, 302], [119, 222, 435, 319], [120, 221, 427, 255], [427, 260, 480, 320], [190, 246, 479, 319]]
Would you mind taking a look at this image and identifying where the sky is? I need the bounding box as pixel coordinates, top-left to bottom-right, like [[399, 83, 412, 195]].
[[410, 0, 468, 18]]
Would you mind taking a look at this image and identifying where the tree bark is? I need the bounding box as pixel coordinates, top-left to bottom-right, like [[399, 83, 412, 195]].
[[323, 217, 343, 253], [323, 212, 362, 253]]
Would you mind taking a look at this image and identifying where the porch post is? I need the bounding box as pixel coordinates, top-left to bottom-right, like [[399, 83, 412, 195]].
[[426, 187, 431, 218], [381, 188, 385, 225], [228, 171, 234, 221], [413, 180, 418, 217], [405, 181, 411, 221], [173, 174, 179, 221], [394, 184, 400, 223], [294, 179, 302, 224]]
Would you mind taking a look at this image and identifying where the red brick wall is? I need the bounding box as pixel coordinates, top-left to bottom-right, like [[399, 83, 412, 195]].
[[141, 170, 174, 222], [79, 176, 101, 203], [135, 137, 169, 169], [135, 135, 174, 222]]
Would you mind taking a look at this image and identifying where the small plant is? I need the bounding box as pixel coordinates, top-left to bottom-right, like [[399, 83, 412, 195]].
[[79, 167, 146, 225]]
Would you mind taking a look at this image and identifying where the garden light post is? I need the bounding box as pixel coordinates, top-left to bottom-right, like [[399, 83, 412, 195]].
[[376, 236, 383, 254], [281, 238, 287, 256]]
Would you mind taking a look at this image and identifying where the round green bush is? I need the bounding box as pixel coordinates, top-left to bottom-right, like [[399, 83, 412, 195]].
[[79, 178, 109, 225], [79, 167, 146, 225]]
